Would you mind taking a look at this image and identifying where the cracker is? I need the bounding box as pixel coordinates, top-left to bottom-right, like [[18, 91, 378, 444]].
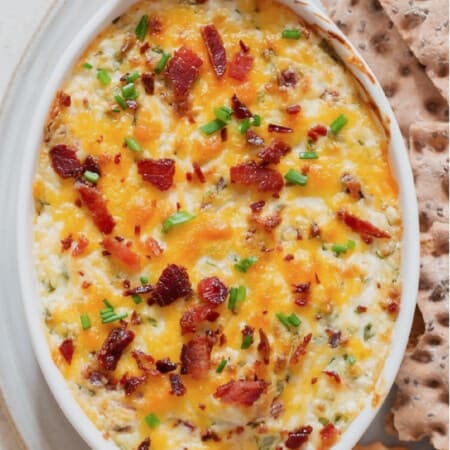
[[354, 444, 406, 450], [378, 0, 449, 101], [392, 122, 449, 450], [322, 0, 448, 138]]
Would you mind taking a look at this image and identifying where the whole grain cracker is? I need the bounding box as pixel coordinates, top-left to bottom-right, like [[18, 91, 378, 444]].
[[393, 122, 449, 450], [322, 0, 448, 138], [378, 0, 449, 101], [354, 444, 406, 450]]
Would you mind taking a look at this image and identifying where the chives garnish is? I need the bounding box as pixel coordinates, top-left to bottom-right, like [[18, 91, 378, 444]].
[[284, 169, 308, 186], [216, 359, 227, 373], [97, 69, 111, 86], [214, 106, 233, 123], [347, 354, 356, 365], [200, 119, 226, 135], [126, 71, 140, 83], [228, 287, 238, 312], [319, 417, 330, 426], [364, 323, 374, 341], [83, 62, 93, 69], [114, 94, 127, 110], [330, 114, 348, 134], [299, 151, 318, 160], [100, 299, 128, 324], [162, 211, 196, 233], [282, 29, 301, 40], [83, 170, 100, 184], [103, 299, 114, 310], [135, 15, 149, 41], [276, 312, 291, 330], [236, 285, 246, 302], [237, 118, 251, 134], [234, 256, 257, 273], [287, 313, 301, 327], [124, 136, 142, 152], [102, 312, 128, 324], [132, 294, 142, 305], [332, 243, 348, 256], [140, 276, 149, 285], [241, 334, 253, 349], [121, 82, 138, 100], [252, 114, 262, 127], [80, 313, 91, 330], [144, 413, 160, 429], [155, 52, 171, 74], [347, 240, 356, 250]]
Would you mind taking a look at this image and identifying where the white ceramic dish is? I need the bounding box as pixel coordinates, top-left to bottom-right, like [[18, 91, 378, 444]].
[[16, 0, 420, 449]]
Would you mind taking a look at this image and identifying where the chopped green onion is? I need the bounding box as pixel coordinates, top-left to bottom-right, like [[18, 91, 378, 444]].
[[214, 106, 233, 123], [282, 29, 301, 40], [330, 114, 348, 134], [347, 354, 356, 365], [80, 313, 91, 330], [121, 82, 138, 100], [236, 285, 246, 302], [155, 52, 171, 74], [299, 151, 318, 160], [103, 299, 114, 310], [376, 250, 385, 259], [162, 211, 196, 233], [126, 71, 140, 83], [284, 169, 308, 186], [237, 118, 251, 134], [319, 417, 330, 426], [83, 170, 100, 184], [252, 114, 262, 126], [83, 62, 93, 69], [287, 313, 301, 327], [200, 119, 226, 135], [347, 239, 356, 250], [228, 287, 238, 312], [276, 312, 291, 330], [135, 15, 149, 41], [241, 334, 253, 349], [132, 294, 142, 305], [216, 359, 227, 373], [332, 243, 348, 256], [234, 256, 257, 273], [114, 94, 127, 110], [97, 69, 112, 86], [140, 276, 149, 285], [363, 323, 374, 341], [144, 413, 160, 429], [102, 312, 128, 324], [124, 136, 142, 152]]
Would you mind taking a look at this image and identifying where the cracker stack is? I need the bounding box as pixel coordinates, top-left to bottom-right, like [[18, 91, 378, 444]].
[[322, 1, 449, 450]]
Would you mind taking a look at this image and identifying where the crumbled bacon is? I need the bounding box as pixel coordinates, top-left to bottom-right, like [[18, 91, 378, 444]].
[[341, 173, 363, 199], [326, 329, 342, 348], [290, 333, 312, 366], [58, 91, 71, 107], [213, 380, 267, 406], [149, 15, 162, 34], [141, 72, 155, 95], [229, 51, 254, 81], [239, 40, 250, 53], [320, 423, 339, 447], [268, 123, 293, 134], [151, 264, 192, 306], [278, 68, 298, 88], [258, 329, 270, 365], [61, 234, 73, 251], [130, 310, 141, 325], [285, 426, 313, 449], [59, 339, 74, 364], [250, 200, 265, 213], [120, 33, 136, 56], [180, 304, 219, 335], [49, 145, 83, 179], [231, 94, 252, 119], [356, 305, 367, 313], [124, 284, 153, 297], [132, 350, 157, 375], [310, 222, 321, 238], [230, 161, 284, 193], [156, 358, 177, 373], [170, 373, 186, 396], [387, 301, 400, 315], [72, 235, 89, 257], [180, 336, 212, 378], [307, 125, 328, 141], [98, 327, 135, 371], [246, 130, 265, 146], [120, 373, 147, 395], [201, 430, 221, 442], [137, 438, 151, 450], [286, 104, 302, 115], [102, 237, 141, 272], [75, 181, 116, 234], [337, 210, 391, 240], [292, 282, 311, 307], [254, 210, 282, 232], [197, 276, 228, 307], [201, 25, 227, 78], [323, 370, 341, 384], [137, 158, 175, 191], [257, 139, 291, 165], [143, 237, 163, 257], [193, 162, 206, 183]]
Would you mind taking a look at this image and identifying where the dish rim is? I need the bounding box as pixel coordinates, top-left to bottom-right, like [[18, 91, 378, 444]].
[[16, 1, 420, 449]]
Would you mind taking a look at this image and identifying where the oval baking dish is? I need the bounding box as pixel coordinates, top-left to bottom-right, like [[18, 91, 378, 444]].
[[17, 1, 419, 449]]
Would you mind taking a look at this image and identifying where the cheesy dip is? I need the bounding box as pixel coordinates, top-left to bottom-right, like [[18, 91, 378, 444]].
[[33, 0, 402, 449]]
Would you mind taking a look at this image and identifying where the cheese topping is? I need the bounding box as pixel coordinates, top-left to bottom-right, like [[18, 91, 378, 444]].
[[33, 1, 402, 449]]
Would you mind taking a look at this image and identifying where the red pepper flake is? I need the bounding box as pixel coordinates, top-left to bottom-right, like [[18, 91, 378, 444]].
[[59, 339, 74, 364], [231, 94, 252, 119], [307, 125, 328, 141], [285, 426, 313, 449], [323, 370, 341, 384], [169, 373, 186, 396], [286, 104, 302, 115], [229, 52, 254, 82], [201, 24, 227, 78], [61, 234, 73, 252], [193, 162, 206, 183], [72, 235, 89, 257], [268, 123, 293, 134]]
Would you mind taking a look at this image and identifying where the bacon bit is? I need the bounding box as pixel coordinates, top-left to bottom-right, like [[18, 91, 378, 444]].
[[323, 370, 341, 384], [126, 99, 138, 110], [59, 339, 74, 364], [140, 42, 150, 54], [193, 162, 206, 183], [102, 237, 141, 272], [337, 210, 391, 239], [180, 336, 212, 378], [292, 282, 310, 307], [134, 225, 141, 237], [83, 155, 101, 176], [290, 333, 312, 366], [250, 200, 265, 213], [114, 153, 121, 164], [198, 276, 228, 307], [49, 145, 83, 179], [268, 123, 293, 134], [257, 139, 291, 165], [307, 124, 328, 141], [61, 234, 73, 251], [320, 89, 340, 101], [356, 305, 367, 313], [229, 52, 254, 82], [130, 310, 141, 326], [320, 423, 339, 447], [220, 127, 228, 142], [175, 419, 196, 432], [341, 173, 363, 200], [180, 303, 218, 335], [81, 281, 92, 289], [326, 329, 342, 348], [151, 264, 192, 306], [230, 161, 284, 193], [201, 25, 227, 78], [123, 279, 131, 289], [120, 373, 147, 395], [165, 46, 203, 102], [258, 329, 270, 365], [201, 430, 221, 442], [137, 438, 151, 450], [124, 284, 153, 297], [213, 380, 267, 406], [149, 15, 162, 34], [239, 40, 250, 53], [72, 235, 89, 257], [58, 91, 71, 107], [120, 33, 136, 56], [286, 104, 302, 115], [246, 130, 265, 146], [156, 358, 177, 373], [137, 158, 175, 191], [254, 210, 282, 232], [285, 426, 313, 449], [270, 399, 284, 419], [98, 327, 135, 371], [143, 237, 163, 257], [231, 94, 252, 119], [142, 72, 155, 95], [310, 222, 321, 238], [311, 377, 318, 384], [75, 181, 116, 234], [387, 301, 400, 315], [169, 373, 186, 396], [284, 254, 294, 261], [278, 68, 299, 88], [132, 350, 158, 375]]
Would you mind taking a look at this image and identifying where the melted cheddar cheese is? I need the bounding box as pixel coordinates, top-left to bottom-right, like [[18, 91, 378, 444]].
[[33, 1, 402, 449]]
